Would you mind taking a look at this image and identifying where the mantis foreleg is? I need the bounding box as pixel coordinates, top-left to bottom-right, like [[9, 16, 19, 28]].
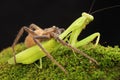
[[75, 32, 100, 47]]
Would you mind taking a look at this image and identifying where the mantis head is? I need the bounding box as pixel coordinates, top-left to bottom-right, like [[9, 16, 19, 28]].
[[82, 12, 94, 25]]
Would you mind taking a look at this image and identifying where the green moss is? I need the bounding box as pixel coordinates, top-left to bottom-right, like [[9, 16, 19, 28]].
[[0, 43, 120, 80]]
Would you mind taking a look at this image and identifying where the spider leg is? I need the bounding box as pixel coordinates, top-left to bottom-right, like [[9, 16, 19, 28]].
[[12, 26, 37, 64], [33, 36, 68, 74], [29, 23, 43, 30], [51, 32, 99, 65], [33, 35, 50, 69]]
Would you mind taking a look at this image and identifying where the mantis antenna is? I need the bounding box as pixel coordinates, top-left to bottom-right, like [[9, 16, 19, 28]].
[[88, 0, 96, 13], [90, 5, 120, 14], [88, 0, 120, 14]]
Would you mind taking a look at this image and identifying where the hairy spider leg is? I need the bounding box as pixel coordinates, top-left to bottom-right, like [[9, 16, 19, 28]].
[[12, 24, 44, 64], [33, 35, 68, 74], [32, 35, 50, 69], [29, 23, 43, 30], [51, 32, 99, 65], [12, 25, 67, 74], [12, 26, 37, 64]]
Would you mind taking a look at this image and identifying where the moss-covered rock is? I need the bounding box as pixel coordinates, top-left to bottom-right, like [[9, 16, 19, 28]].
[[0, 43, 120, 80]]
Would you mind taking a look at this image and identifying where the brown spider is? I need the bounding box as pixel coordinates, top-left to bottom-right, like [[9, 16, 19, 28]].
[[24, 24, 64, 48], [12, 24, 98, 74], [12, 24, 69, 73]]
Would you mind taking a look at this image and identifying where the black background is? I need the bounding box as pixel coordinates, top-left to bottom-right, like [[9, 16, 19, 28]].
[[0, 0, 120, 51]]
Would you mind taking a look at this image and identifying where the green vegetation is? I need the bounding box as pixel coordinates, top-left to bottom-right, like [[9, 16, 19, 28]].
[[0, 43, 120, 80]]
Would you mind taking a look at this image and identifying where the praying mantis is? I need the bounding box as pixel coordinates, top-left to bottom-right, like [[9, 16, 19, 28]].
[[8, 0, 119, 74], [8, 12, 100, 74]]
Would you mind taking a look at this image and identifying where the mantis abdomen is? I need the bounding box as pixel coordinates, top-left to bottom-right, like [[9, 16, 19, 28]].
[[8, 39, 58, 64]]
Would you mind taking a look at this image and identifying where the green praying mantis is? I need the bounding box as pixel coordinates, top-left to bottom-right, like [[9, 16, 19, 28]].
[[8, 1, 120, 74], [8, 12, 100, 74]]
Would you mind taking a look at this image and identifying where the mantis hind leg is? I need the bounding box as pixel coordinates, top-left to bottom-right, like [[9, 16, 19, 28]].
[[34, 58, 42, 69], [75, 32, 100, 48]]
